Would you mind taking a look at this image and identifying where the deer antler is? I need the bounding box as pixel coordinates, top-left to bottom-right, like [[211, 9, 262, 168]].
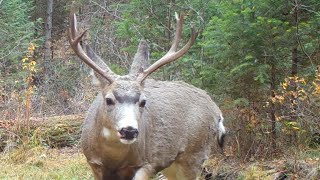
[[68, 13, 116, 83], [137, 13, 198, 82]]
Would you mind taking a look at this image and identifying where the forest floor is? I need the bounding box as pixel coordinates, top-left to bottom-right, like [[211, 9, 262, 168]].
[[0, 115, 319, 179], [0, 146, 319, 179]]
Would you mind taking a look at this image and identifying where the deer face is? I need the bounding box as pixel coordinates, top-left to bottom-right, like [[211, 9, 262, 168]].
[[102, 80, 146, 144]]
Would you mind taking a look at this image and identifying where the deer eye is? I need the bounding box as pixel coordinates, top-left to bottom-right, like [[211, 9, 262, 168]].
[[139, 100, 146, 108], [106, 98, 115, 105]]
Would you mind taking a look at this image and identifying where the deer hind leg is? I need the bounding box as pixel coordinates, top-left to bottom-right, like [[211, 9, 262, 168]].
[[163, 150, 208, 180], [162, 162, 180, 180], [162, 162, 199, 180], [177, 162, 202, 180]]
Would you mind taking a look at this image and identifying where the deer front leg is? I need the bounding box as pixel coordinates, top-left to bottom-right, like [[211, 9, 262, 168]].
[[133, 164, 155, 180], [88, 162, 103, 180]]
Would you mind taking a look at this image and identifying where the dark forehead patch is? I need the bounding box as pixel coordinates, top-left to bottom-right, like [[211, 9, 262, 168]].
[[112, 80, 141, 104], [113, 90, 141, 104]]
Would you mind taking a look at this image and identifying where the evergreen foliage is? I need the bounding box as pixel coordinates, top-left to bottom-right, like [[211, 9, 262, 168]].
[[0, 0, 42, 90]]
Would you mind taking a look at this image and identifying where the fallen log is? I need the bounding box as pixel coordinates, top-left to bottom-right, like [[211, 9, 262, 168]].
[[0, 114, 84, 151]]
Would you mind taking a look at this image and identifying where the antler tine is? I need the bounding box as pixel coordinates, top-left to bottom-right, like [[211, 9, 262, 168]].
[[168, 12, 183, 53], [68, 13, 115, 83], [138, 13, 198, 82]]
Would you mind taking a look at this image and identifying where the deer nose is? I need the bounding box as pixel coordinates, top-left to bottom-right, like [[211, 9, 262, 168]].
[[118, 127, 139, 140]]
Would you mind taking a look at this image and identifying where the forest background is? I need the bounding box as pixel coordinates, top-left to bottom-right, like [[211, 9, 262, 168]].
[[0, 0, 319, 179]]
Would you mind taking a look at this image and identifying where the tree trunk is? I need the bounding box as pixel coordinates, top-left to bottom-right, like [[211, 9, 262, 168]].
[[292, 0, 299, 77], [44, 0, 53, 73], [270, 62, 277, 151], [291, 47, 298, 77], [290, 0, 299, 144]]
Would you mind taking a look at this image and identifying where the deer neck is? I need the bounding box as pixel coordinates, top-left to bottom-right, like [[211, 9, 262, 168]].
[[93, 114, 143, 167]]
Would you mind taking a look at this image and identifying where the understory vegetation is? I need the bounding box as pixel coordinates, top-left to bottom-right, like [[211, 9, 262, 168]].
[[0, 0, 319, 179], [0, 117, 319, 179]]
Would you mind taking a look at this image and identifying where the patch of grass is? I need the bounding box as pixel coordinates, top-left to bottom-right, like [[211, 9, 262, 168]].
[[298, 148, 320, 160], [238, 165, 274, 180], [0, 146, 92, 180]]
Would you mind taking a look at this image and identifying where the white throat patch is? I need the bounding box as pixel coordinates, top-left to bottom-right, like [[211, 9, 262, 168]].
[[102, 127, 111, 139]]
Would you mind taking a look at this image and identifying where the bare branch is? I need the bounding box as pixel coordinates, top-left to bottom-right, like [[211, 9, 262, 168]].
[[91, 0, 123, 20]]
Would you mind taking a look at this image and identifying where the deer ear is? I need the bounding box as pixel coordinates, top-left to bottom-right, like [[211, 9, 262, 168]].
[[84, 44, 112, 87], [129, 40, 150, 76]]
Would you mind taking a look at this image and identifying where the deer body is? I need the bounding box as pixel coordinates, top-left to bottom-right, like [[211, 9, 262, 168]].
[[68, 12, 225, 179], [82, 79, 223, 179]]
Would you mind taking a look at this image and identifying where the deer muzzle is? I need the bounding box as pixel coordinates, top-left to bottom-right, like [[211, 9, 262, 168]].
[[118, 126, 139, 140]]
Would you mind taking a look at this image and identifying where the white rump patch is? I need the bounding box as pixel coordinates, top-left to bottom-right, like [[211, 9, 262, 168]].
[[101, 127, 111, 139], [218, 114, 226, 139], [219, 114, 226, 133]]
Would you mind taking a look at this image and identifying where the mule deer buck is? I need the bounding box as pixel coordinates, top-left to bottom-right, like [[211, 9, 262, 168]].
[[69, 12, 226, 180]]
